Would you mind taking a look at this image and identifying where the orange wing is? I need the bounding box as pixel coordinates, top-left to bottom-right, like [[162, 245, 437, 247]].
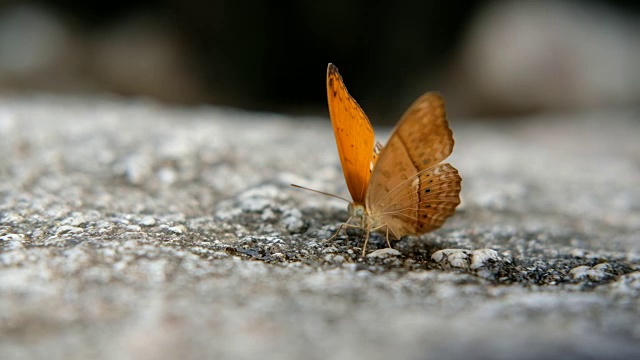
[[366, 93, 461, 238], [326, 63, 375, 204]]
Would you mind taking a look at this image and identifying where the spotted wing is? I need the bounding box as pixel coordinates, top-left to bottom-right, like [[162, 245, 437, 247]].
[[366, 92, 461, 238]]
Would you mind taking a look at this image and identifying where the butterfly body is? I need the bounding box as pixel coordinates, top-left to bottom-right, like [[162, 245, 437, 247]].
[[322, 63, 461, 255], [347, 202, 383, 233]]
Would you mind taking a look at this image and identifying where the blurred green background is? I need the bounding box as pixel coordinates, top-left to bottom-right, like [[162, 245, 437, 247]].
[[0, 0, 638, 122]]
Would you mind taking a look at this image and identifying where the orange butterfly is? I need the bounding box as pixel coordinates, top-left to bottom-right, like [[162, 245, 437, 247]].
[[294, 63, 461, 255]]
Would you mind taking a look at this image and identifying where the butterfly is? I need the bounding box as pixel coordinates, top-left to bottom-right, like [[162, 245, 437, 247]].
[[293, 63, 461, 256]]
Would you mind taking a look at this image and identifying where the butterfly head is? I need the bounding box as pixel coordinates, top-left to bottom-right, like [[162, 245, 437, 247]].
[[348, 202, 366, 219]]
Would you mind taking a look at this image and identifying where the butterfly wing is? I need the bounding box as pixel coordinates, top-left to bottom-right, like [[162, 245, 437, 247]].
[[327, 64, 375, 203], [366, 92, 461, 238], [370, 141, 384, 173]]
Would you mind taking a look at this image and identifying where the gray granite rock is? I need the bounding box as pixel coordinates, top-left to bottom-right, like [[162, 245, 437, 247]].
[[0, 95, 639, 359]]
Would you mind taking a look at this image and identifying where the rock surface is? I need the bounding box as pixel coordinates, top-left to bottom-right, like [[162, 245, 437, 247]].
[[0, 95, 639, 359]]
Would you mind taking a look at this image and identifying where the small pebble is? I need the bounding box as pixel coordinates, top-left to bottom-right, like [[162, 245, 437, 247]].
[[261, 208, 277, 221], [0, 233, 25, 241], [432, 249, 470, 268], [126, 225, 141, 232], [55, 226, 83, 235], [322, 246, 338, 254], [432, 249, 499, 269], [469, 249, 500, 269], [168, 225, 187, 234], [139, 216, 156, 226], [570, 263, 611, 281], [366, 248, 401, 258], [282, 208, 304, 233]]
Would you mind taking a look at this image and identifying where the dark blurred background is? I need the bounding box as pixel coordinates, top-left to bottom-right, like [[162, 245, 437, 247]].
[[0, 0, 638, 122]]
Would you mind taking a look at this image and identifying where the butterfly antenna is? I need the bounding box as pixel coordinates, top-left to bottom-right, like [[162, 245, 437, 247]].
[[290, 184, 351, 203]]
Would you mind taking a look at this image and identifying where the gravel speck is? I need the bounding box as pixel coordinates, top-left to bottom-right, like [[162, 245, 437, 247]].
[[139, 216, 156, 226]]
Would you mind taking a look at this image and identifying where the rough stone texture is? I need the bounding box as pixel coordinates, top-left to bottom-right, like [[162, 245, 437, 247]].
[[0, 95, 639, 360]]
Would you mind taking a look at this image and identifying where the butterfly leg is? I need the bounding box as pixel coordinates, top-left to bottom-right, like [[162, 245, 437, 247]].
[[367, 224, 392, 250], [327, 217, 357, 242], [327, 222, 345, 242], [361, 227, 371, 257], [385, 225, 391, 248]]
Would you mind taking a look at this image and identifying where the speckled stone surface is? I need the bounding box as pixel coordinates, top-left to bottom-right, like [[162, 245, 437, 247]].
[[1, 95, 639, 359]]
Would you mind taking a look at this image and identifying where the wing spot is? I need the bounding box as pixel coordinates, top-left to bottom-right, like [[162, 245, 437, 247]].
[[424, 188, 431, 193]]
